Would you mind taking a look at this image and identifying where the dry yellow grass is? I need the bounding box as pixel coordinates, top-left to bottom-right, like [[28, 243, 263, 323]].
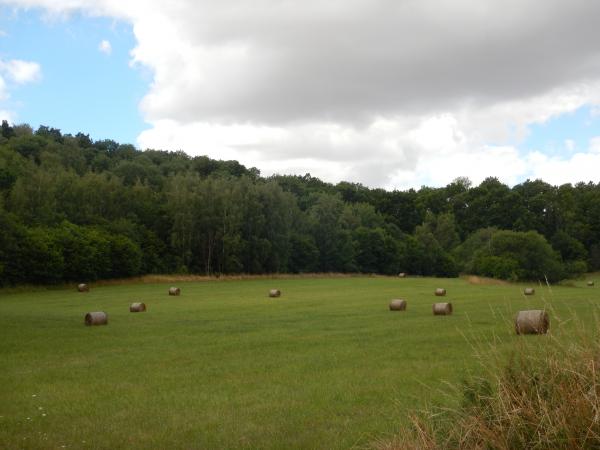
[[373, 316, 600, 450], [91, 272, 383, 287], [463, 275, 509, 286]]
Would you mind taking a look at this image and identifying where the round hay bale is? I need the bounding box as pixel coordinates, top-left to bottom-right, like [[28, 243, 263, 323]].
[[587, 281, 595, 287], [433, 302, 452, 315], [130, 302, 146, 313], [77, 283, 89, 292], [524, 287, 535, 295], [84, 311, 107, 326], [269, 289, 281, 298], [398, 272, 406, 278], [515, 310, 549, 335], [168, 287, 180, 296], [434, 288, 446, 296], [389, 299, 407, 311]]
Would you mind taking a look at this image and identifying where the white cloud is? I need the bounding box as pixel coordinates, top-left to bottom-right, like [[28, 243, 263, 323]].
[[0, 57, 42, 123], [98, 39, 112, 55], [137, 113, 528, 189], [0, 109, 15, 123], [0, 59, 41, 84], [3, 0, 600, 188], [137, 91, 600, 190], [0, 109, 15, 122], [588, 137, 600, 154], [0, 75, 8, 101], [526, 141, 600, 186]]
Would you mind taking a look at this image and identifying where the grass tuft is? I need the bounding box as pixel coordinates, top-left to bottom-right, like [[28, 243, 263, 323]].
[[374, 315, 600, 449]]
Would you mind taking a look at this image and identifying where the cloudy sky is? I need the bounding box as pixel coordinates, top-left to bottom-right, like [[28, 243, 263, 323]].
[[1, 0, 600, 189]]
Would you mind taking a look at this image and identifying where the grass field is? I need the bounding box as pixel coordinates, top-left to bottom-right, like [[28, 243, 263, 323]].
[[1, 275, 599, 449]]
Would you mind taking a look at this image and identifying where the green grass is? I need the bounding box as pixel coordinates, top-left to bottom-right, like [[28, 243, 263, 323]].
[[0, 275, 599, 449]]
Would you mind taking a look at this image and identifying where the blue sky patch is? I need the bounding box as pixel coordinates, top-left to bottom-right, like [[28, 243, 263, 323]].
[[0, 7, 148, 144], [521, 105, 600, 156]]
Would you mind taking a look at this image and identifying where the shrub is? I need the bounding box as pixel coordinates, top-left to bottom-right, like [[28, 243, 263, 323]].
[[453, 227, 497, 273], [472, 255, 519, 281], [457, 229, 566, 282], [488, 230, 564, 282], [564, 260, 587, 278]]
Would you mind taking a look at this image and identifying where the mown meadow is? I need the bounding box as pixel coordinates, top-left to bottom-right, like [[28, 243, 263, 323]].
[[1, 275, 598, 449]]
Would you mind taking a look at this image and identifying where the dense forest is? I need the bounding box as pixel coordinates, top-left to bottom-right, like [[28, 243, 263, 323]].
[[0, 120, 598, 286]]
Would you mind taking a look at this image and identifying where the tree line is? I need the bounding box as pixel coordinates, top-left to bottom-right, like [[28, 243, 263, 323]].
[[0, 120, 598, 285]]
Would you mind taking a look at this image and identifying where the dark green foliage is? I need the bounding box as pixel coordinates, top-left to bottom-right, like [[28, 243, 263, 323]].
[[7, 134, 47, 163], [109, 234, 143, 278], [490, 230, 564, 281], [456, 177, 524, 236], [309, 193, 356, 272], [453, 227, 497, 273], [35, 125, 63, 143], [411, 220, 460, 277], [0, 210, 29, 285], [0, 145, 26, 191], [22, 227, 65, 283], [467, 230, 564, 282], [53, 223, 111, 281], [551, 230, 587, 262], [0, 123, 598, 284], [113, 160, 160, 187], [472, 255, 519, 280], [551, 230, 588, 277], [353, 227, 400, 274], [589, 244, 600, 271], [1, 120, 15, 139], [564, 259, 587, 278], [288, 233, 319, 273]]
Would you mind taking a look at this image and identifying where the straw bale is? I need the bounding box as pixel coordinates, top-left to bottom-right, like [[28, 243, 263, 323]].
[[85, 311, 107, 326], [432, 302, 453, 315], [515, 310, 549, 334], [130, 302, 146, 312], [389, 299, 407, 311]]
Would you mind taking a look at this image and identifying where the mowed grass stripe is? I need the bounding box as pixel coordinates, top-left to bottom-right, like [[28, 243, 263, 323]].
[[0, 276, 598, 449]]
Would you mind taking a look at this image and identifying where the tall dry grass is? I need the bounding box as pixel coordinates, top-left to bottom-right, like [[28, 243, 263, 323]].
[[90, 272, 384, 286], [463, 275, 510, 286], [375, 315, 600, 450]]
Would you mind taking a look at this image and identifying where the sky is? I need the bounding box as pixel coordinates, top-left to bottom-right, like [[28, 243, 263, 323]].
[[1, 1, 600, 190]]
